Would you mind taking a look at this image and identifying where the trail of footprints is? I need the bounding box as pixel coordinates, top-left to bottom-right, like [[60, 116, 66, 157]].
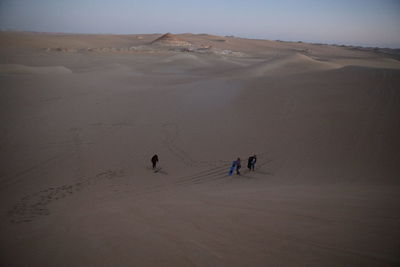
[[162, 123, 197, 167], [8, 155, 271, 223], [175, 158, 272, 186], [8, 170, 124, 224]]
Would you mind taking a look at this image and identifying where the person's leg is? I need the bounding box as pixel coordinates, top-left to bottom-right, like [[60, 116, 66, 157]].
[[152, 161, 156, 169]]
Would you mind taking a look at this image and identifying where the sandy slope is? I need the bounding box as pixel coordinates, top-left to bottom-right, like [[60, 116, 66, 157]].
[[0, 32, 399, 267]]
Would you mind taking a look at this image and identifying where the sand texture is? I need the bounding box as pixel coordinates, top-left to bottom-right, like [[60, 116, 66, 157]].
[[0, 32, 400, 267]]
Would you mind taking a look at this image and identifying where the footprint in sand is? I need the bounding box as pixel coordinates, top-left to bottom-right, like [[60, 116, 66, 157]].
[[7, 169, 124, 223]]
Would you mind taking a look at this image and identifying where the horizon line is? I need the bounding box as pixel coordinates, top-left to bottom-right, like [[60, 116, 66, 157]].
[[1, 29, 399, 50]]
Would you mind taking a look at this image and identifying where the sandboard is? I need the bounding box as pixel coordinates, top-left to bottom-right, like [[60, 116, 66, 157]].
[[228, 161, 236, 176]]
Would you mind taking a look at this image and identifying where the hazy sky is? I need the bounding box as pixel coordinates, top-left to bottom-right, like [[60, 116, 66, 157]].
[[1, 0, 399, 48]]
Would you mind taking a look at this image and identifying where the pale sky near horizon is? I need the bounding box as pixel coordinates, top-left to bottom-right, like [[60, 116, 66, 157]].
[[0, 0, 399, 48]]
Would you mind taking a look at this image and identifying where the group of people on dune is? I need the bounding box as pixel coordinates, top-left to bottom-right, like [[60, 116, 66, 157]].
[[151, 154, 257, 176], [229, 155, 257, 176]]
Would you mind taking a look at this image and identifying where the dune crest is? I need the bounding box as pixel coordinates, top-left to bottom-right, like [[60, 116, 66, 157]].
[[0, 64, 72, 75], [233, 53, 341, 77]]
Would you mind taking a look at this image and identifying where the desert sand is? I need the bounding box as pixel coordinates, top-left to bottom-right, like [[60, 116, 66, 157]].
[[0, 32, 399, 266]]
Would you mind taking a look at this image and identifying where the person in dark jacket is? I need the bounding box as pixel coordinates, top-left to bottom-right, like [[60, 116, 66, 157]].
[[250, 155, 257, 171], [151, 154, 159, 169], [247, 156, 254, 171]]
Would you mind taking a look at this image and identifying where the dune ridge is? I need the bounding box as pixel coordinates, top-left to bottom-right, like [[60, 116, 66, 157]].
[[230, 52, 342, 77], [0, 64, 72, 74]]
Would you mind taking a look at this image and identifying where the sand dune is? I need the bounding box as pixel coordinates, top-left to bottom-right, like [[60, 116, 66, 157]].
[[230, 53, 341, 77], [0, 32, 399, 267], [162, 53, 206, 65], [0, 64, 72, 75]]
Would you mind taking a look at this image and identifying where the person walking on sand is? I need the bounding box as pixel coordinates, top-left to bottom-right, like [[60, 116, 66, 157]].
[[251, 155, 257, 171], [247, 155, 253, 171], [248, 154, 257, 171], [236, 157, 241, 175], [151, 154, 159, 170]]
